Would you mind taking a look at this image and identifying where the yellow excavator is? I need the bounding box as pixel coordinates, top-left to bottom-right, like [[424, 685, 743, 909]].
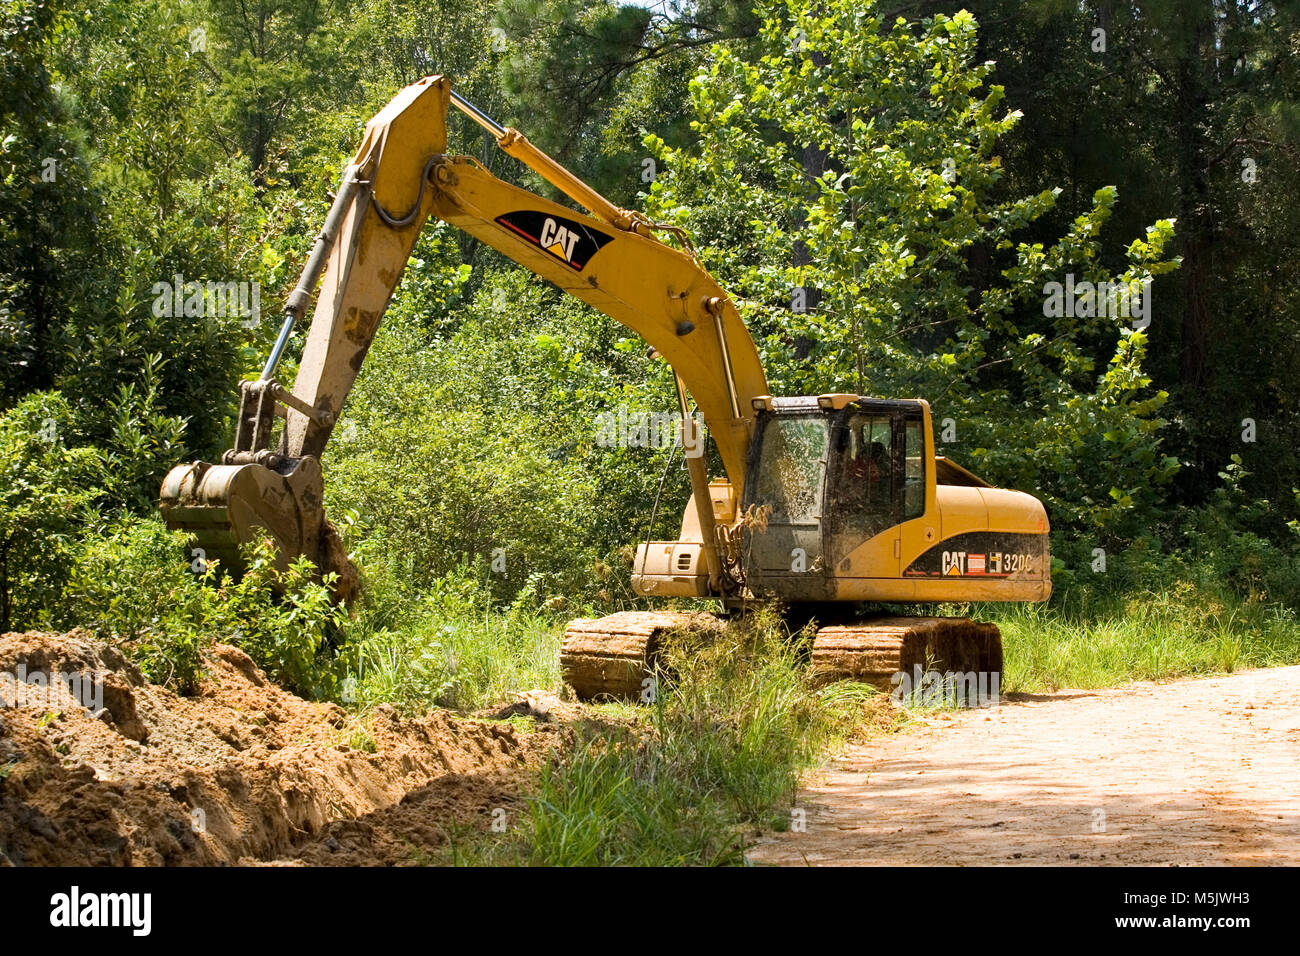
[[160, 76, 1051, 699]]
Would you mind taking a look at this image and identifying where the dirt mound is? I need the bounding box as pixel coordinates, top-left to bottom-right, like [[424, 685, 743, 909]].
[[0, 631, 559, 866]]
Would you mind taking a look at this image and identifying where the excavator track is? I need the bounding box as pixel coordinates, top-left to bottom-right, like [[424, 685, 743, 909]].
[[562, 611, 1001, 703], [560, 611, 724, 701], [810, 616, 1002, 699]]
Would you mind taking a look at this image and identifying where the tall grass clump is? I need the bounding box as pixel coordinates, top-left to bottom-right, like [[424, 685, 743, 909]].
[[347, 564, 563, 713], [471, 606, 885, 866], [988, 578, 1300, 693]]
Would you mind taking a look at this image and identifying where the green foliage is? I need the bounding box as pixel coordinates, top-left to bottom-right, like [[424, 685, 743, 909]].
[[1044, 454, 1300, 616], [996, 589, 1300, 694], [470, 607, 846, 866], [954, 0, 1300, 527], [1181, 456, 1300, 606], [61, 515, 351, 696], [0, 392, 101, 630], [326, 268, 690, 608], [644, 0, 1181, 541], [0, 0, 99, 402], [198, 0, 356, 184], [347, 565, 562, 713], [493, 0, 760, 205], [324, 307, 601, 601], [206, 540, 352, 698], [60, 514, 209, 690]]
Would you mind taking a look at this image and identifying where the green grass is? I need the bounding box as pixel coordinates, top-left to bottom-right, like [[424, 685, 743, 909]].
[[454, 608, 890, 866], [352, 599, 563, 713], [986, 587, 1300, 693]]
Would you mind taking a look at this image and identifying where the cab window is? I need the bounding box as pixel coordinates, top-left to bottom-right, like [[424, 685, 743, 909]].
[[828, 414, 896, 541], [904, 417, 925, 520], [751, 415, 828, 523]]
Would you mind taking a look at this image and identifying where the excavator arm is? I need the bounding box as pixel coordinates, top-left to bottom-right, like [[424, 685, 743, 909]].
[[160, 76, 767, 593]]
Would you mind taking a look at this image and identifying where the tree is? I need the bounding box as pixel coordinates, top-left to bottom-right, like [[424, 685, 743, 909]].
[[493, 0, 761, 204], [920, 0, 1300, 526], [645, 0, 1180, 540], [0, 0, 99, 402], [196, 0, 355, 189]]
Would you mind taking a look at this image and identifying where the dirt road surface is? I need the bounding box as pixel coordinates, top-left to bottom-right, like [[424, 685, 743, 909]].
[[749, 666, 1300, 866]]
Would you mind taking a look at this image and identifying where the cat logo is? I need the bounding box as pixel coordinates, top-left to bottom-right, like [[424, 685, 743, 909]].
[[494, 210, 613, 272], [539, 217, 578, 262]]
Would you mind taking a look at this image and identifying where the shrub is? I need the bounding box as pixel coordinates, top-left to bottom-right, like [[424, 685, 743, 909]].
[[61, 514, 208, 690], [0, 392, 102, 631], [62, 515, 351, 697], [201, 540, 352, 700]]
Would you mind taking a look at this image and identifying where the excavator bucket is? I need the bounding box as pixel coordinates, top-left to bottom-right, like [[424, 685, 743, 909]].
[[159, 456, 354, 599], [156, 80, 457, 600]]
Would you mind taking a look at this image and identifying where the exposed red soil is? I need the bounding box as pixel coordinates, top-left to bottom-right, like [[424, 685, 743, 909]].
[[0, 630, 561, 866]]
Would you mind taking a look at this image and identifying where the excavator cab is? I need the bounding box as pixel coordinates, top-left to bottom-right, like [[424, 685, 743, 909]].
[[741, 395, 928, 600], [738, 393, 1050, 604], [634, 392, 1050, 606]]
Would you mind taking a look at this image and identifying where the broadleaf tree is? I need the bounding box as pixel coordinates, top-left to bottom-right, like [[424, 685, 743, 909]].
[[644, 0, 1181, 543]]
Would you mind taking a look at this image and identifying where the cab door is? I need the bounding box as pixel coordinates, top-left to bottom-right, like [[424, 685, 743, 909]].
[[742, 413, 829, 588], [824, 402, 929, 580], [823, 408, 900, 577]]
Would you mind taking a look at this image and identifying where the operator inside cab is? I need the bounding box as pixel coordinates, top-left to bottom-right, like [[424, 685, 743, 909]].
[[846, 428, 892, 507]]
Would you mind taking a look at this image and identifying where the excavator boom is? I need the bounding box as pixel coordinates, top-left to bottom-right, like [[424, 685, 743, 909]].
[[285, 77, 765, 483], [161, 76, 766, 585]]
